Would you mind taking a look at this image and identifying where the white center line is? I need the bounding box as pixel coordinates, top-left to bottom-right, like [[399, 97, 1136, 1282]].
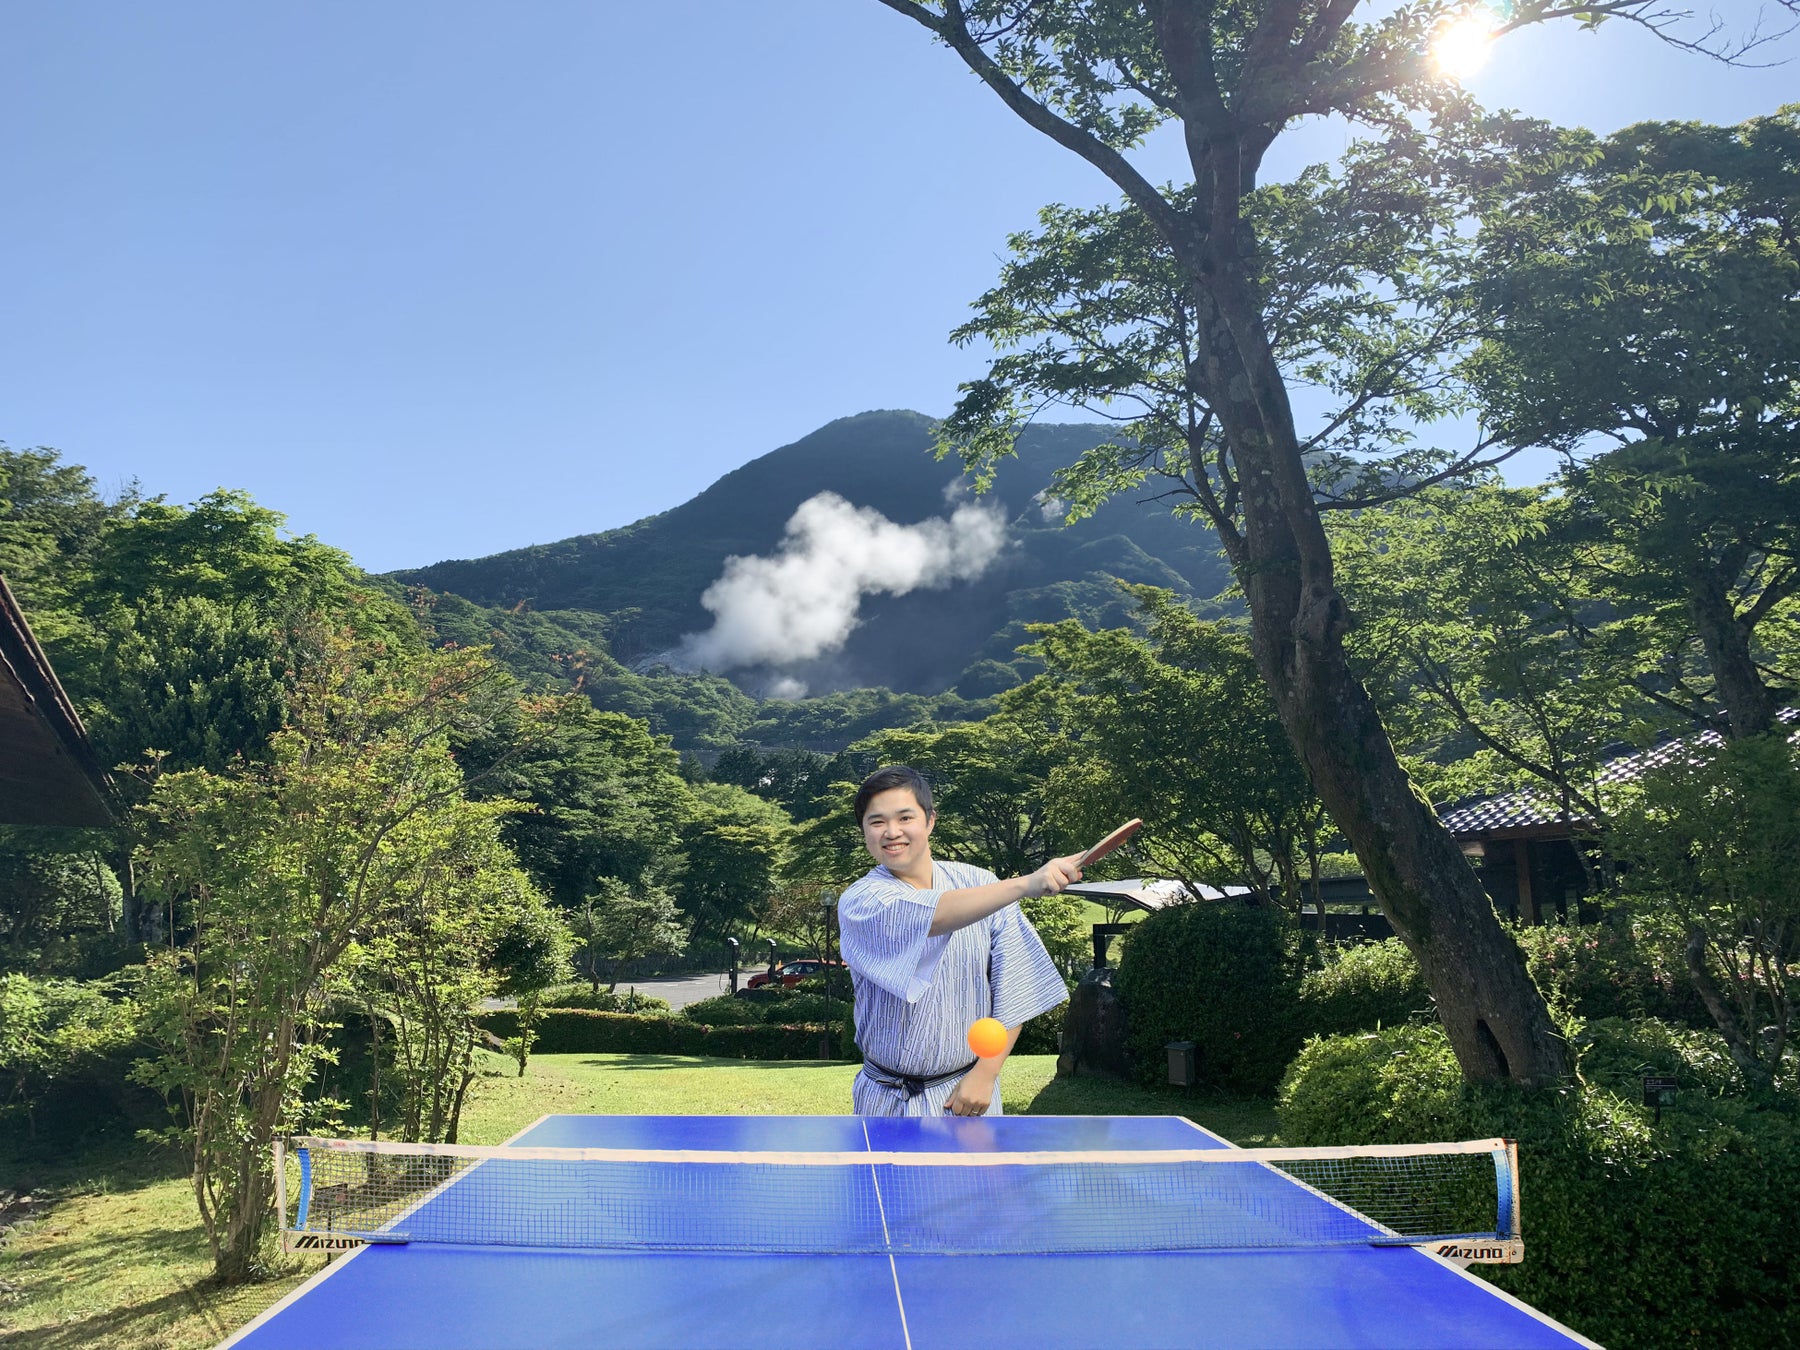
[[862, 1118, 913, 1350]]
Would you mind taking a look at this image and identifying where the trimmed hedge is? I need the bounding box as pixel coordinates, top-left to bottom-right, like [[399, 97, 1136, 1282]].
[[679, 995, 767, 1026], [1278, 1019, 1800, 1349], [1114, 902, 1298, 1093], [542, 986, 673, 1015], [479, 1008, 857, 1061]]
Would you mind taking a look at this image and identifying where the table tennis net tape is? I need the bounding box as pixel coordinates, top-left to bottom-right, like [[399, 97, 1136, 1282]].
[[285, 1137, 1519, 1257]]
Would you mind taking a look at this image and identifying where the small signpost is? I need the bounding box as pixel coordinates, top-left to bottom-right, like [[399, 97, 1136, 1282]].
[[1643, 1075, 1678, 1124]]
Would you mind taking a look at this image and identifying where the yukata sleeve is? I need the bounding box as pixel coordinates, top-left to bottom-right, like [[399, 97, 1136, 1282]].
[[838, 874, 951, 1004], [989, 903, 1072, 1028]]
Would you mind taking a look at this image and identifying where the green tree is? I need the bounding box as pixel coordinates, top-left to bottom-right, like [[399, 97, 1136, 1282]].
[[0, 445, 135, 631], [866, 0, 1743, 1082], [1330, 483, 1660, 821], [1019, 589, 1327, 912], [1468, 111, 1800, 740], [569, 877, 689, 992], [1610, 732, 1799, 1086], [463, 701, 694, 906], [0, 973, 137, 1138], [0, 833, 123, 975], [491, 902, 575, 1076], [360, 858, 555, 1135], [132, 630, 541, 1280], [675, 783, 793, 940]]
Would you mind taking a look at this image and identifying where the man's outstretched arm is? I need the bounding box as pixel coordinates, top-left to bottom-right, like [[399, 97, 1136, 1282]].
[[927, 854, 1085, 937]]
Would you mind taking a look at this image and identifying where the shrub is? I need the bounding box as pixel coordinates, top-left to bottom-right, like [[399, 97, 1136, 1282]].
[[0, 973, 142, 1139], [1513, 921, 1707, 1027], [769, 993, 844, 1025], [1113, 902, 1299, 1093], [681, 995, 772, 1026], [1278, 1019, 1800, 1349], [542, 986, 672, 1015], [1294, 939, 1432, 1039], [1014, 1003, 1065, 1055]]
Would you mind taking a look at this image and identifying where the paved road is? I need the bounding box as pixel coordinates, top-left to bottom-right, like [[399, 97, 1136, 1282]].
[[483, 970, 763, 1013], [626, 971, 741, 1010]]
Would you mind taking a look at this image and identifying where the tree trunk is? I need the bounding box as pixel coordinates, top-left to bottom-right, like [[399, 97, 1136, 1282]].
[[1685, 562, 1777, 738], [117, 844, 139, 945], [1684, 926, 1772, 1086], [1195, 280, 1569, 1086]]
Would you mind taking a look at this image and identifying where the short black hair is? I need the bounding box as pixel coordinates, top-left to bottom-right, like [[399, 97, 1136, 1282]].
[[854, 764, 935, 826]]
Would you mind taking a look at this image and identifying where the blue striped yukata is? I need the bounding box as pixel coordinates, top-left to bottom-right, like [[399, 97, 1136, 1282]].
[[839, 858, 1070, 1117]]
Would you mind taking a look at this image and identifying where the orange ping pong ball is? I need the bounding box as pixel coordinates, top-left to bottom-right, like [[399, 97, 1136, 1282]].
[[967, 1017, 1008, 1058]]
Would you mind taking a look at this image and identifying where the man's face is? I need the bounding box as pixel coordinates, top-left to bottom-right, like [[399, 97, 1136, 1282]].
[[859, 786, 934, 876]]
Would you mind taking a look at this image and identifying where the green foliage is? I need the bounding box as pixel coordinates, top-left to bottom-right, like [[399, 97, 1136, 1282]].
[[1113, 901, 1300, 1094], [675, 783, 791, 938], [490, 904, 575, 1000], [1611, 732, 1800, 1082], [0, 836, 123, 975], [540, 985, 671, 1014], [568, 877, 689, 992], [1278, 1020, 1800, 1349], [1330, 483, 1661, 810], [681, 988, 854, 1042], [0, 973, 138, 1138], [1020, 894, 1087, 982], [679, 995, 767, 1026], [1295, 939, 1433, 1040], [1015, 590, 1325, 907], [0, 445, 136, 629], [131, 631, 546, 1279], [711, 745, 840, 819], [461, 698, 695, 905], [1469, 111, 1800, 736], [492, 905, 576, 1077], [753, 882, 842, 961], [1513, 922, 1707, 1027], [477, 1008, 850, 1061]]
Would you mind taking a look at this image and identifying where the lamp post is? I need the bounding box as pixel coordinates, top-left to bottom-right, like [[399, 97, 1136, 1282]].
[[726, 936, 740, 994]]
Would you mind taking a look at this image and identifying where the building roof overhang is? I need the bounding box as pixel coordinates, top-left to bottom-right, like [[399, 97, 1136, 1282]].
[[0, 575, 116, 829]]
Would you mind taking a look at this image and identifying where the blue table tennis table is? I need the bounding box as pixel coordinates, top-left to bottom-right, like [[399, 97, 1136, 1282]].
[[221, 1113, 1599, 1349]]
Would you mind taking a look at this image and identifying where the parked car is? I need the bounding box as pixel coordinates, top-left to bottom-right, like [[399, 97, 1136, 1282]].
[[744, 958, 847, 990]]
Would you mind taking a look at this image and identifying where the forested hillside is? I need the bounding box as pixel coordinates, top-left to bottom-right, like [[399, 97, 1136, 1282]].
[[387, 411, 1233, 750]]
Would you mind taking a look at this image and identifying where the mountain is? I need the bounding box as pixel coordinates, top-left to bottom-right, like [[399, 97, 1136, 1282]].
[[388, 410, 1232, 750]]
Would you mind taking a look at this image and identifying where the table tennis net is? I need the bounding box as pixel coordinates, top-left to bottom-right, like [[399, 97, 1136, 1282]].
[[283, 1136, 1521, 1260]]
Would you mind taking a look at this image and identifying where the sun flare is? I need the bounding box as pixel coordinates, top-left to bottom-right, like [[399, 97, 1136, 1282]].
[[1431, 12, 1497, 80]]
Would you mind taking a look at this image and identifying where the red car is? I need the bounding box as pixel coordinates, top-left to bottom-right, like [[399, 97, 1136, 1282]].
[[745, 958, 847, 990]]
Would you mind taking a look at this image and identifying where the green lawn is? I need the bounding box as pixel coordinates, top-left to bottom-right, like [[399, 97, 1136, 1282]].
[[0, 1054, 1276, 1348]]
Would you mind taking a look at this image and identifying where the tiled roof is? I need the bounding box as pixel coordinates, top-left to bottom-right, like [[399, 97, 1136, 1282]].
[[1437, 707, 1798, 838]]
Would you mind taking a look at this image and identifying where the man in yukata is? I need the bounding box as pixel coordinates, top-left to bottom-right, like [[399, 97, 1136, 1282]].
[[838, 764, 1084, 1117]]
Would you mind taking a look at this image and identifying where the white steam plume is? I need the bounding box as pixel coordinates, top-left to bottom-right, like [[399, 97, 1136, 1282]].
[[676, 492, 1007, 672]]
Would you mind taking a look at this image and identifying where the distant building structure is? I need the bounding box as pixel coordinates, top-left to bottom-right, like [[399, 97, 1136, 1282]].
[[1438, 708, 1798, 924], [0, 574, 115, 828], [1062, 877, 1250, 915]]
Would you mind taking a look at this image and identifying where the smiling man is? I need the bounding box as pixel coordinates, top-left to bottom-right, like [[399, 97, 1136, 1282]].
[[838, 764, 1082, 1117]]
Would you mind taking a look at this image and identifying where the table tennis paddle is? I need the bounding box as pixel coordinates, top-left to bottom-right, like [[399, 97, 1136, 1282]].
[[1080, 818, 1142, 867]]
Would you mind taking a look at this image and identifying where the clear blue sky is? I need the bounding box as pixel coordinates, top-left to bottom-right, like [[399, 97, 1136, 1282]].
[[4, 2, 1795, 573]]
